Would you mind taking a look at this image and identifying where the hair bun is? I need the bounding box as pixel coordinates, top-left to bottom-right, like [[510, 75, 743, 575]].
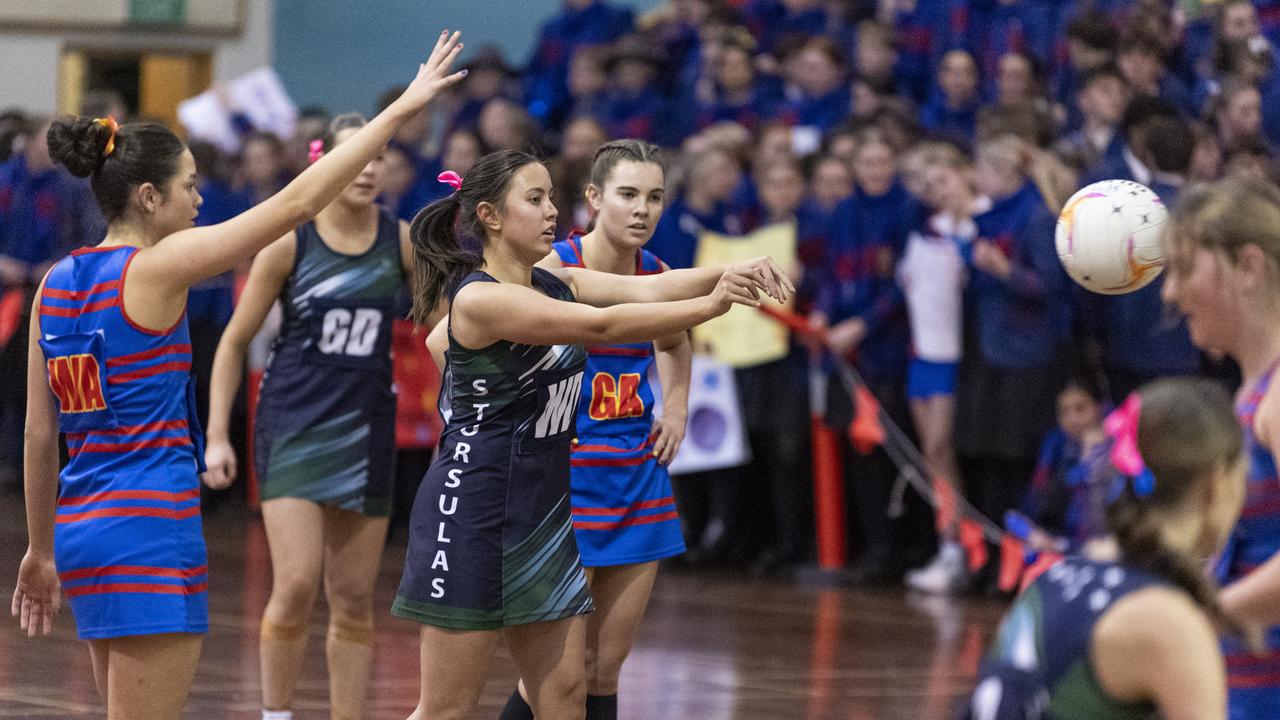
[[46, 116, 113, 177]]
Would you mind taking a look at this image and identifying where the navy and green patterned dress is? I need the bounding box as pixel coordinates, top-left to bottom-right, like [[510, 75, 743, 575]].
[[393, 268, 594, 630], [963, 556, 1163, 720], [253, 209, 402, 516]]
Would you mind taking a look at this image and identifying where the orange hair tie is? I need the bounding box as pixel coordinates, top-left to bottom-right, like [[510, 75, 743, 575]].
[[93, 116, 119, 158]]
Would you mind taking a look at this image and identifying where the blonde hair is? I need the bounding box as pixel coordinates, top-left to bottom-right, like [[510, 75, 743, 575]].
[[1166, 177, 1280, 273]]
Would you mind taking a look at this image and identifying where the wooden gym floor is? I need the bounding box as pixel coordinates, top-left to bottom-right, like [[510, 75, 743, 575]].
[[0, 493, 1004, 719]]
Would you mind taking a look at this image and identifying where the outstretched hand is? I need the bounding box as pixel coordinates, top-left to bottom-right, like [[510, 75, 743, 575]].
[[709, 267, 764, 314], [728, 256, 794, 304], [392, 30, 469, 116]]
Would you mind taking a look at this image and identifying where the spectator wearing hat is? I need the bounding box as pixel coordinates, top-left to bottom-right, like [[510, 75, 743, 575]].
[[888, 0, 968, 103], [525, 0, 635, 127], [779, 37, 852, 135], [742, 0, 828, 57], [556, 47, 610, 132], [599, 34, 671, 143], [965, 0, 1059, 97], [692, 28, 783, 134], [448, 46, 519, 136]]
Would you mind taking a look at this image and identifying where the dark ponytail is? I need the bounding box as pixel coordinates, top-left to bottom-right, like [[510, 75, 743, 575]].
[[47, 116, 185, 222], [408, 149, 541, 324], [1105, 378, 1244, 634]]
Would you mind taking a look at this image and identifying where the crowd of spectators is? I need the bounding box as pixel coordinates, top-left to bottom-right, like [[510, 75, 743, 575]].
[[4, 0, 1280, 588]]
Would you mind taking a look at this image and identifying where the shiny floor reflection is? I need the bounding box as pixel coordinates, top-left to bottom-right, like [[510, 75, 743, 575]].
[[0, 494, 1003, 719]]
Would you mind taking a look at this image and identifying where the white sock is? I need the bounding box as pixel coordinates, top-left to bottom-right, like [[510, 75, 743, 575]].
[[263, 711, 293, 720]]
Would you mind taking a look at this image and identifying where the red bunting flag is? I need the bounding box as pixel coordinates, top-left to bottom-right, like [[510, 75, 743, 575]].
[[932, 476, 957, 534], [0, 288, 22, 349], [848, 383, 886, 454], [1019, 551, 1064, 593], [959, 518, 988, 572], [997, 535, 1026, 592]]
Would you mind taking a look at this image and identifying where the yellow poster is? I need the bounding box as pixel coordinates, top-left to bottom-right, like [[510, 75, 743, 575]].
[[692, 221, 798, 368]]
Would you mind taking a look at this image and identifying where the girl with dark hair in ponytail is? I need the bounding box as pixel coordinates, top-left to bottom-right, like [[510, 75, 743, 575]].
[[393, 149, 790, 720], [202, 113, 416, 720], [965, 377, 1247, 720], [493, 139, 686, 720], [1163, 177, 1280, 718], [10, 32, 465, 720]]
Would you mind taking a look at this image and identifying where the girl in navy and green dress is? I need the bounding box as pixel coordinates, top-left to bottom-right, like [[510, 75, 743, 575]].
[[966, 378, 1246, 720], [510, 139, 689, 720], [202, 113, 417, 720], [393, 148, 789, 720]]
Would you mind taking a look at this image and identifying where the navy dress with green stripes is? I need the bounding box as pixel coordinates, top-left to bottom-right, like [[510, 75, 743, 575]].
[[963, 556, 1163, 720], [253, 209, 402, 516], [393, 268, 594, 630]]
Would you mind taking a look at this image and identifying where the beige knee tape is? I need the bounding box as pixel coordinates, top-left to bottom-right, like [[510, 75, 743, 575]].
[[260, 618, 307, 641], [329, 622, 373, 646]]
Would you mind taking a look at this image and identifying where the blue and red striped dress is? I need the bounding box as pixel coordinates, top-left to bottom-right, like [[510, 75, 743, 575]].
[[552, 235, 685, 566], [1219, 361, 1280, 718], [38, 245, 208, 640]]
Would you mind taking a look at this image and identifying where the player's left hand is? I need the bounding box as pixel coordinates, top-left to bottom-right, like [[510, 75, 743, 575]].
[[651, 412, 687, 465], [972, 240, 1013, 279]]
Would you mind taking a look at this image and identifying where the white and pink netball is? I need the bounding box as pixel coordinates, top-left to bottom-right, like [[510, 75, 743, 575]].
[[1055, 179, 1168, 295]]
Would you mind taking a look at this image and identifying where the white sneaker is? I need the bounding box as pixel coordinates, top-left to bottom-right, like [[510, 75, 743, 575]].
[[905, 542, 966, 594]]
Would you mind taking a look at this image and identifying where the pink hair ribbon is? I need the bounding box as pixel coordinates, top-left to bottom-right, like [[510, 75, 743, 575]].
[[438, 170, 463, 192], [308, 139, 325, 164], [1105, 393, 1155, 498]]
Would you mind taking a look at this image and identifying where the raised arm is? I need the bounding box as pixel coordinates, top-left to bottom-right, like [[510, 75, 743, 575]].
[[451, 267, 764, 349], [12, 287, 63, 636], [135, 31, 466, 295], [557, 256, 793, 308], [202, 234, 295, 489]]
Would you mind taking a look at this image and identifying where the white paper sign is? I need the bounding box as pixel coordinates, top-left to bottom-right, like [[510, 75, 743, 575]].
[[178, 67, 298, 153], [653, 354, 751, 475]]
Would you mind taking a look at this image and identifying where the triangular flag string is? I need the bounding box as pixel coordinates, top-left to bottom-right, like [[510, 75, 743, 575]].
[[830, 356, 1005, 540], [758, 304, 1061, 586]]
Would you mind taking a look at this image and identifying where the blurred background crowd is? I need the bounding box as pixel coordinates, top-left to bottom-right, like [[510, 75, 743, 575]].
[[3, 0, 1278, 591]]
